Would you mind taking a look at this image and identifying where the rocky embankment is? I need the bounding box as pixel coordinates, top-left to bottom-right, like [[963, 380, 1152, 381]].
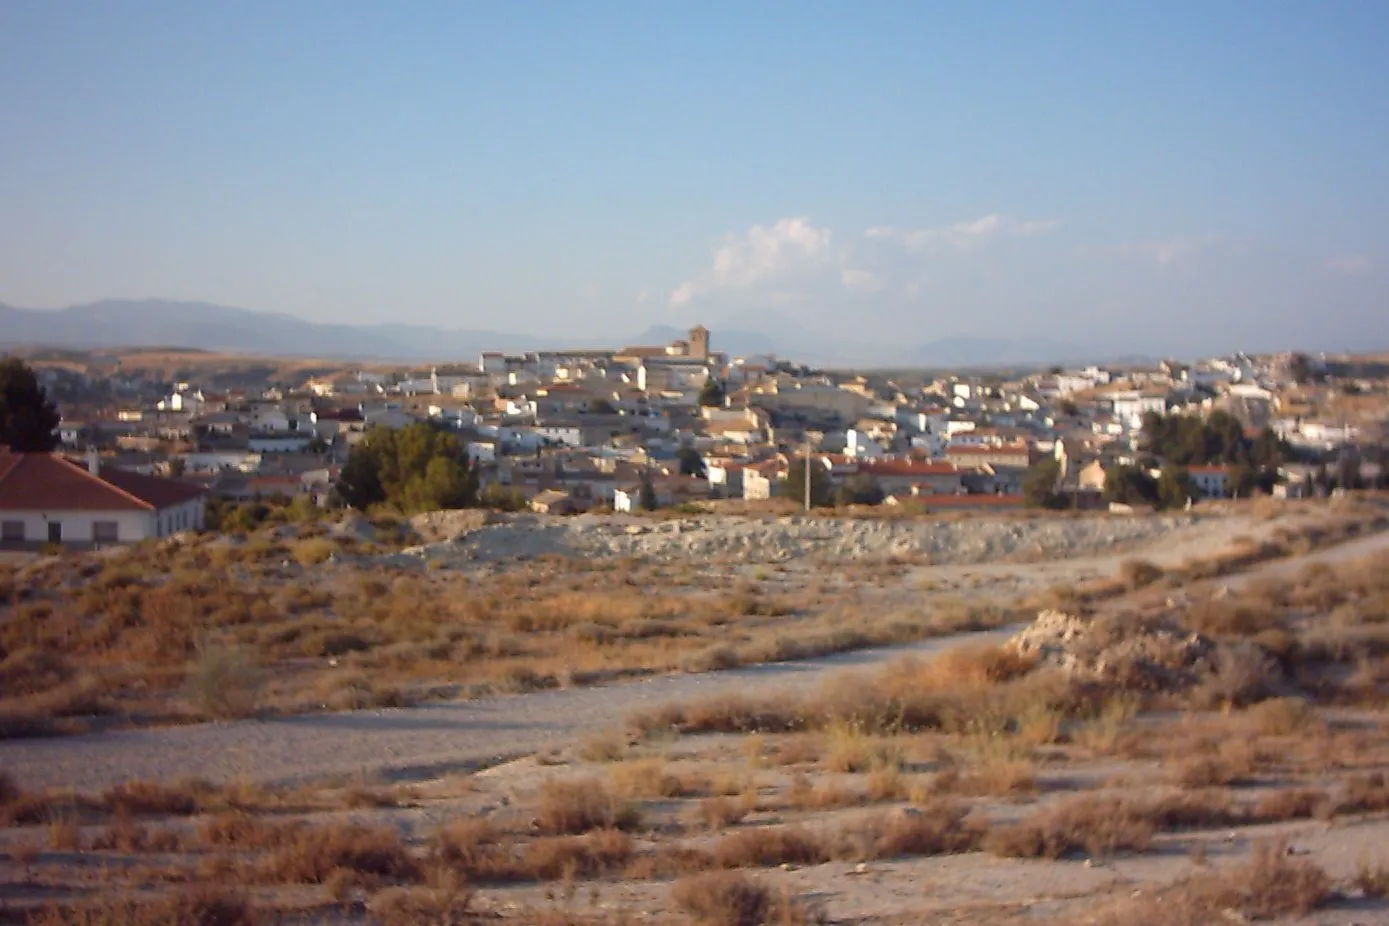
[[384, 511, 1211, 567]]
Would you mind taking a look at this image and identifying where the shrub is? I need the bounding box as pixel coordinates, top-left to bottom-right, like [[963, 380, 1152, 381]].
[[534, 778, 640, 835], [1119, 559, 1164, 591], [714, 826, 828, 869], [524, 829, 633, 879], [188, 645, 260, 719], [368, 884, 475, 926], [672, 871, 771, 926], [984, 795, 1154, 860], [609, 758, 685, 798], [28, 886, 261, 926], [263, 823, 416, 885]]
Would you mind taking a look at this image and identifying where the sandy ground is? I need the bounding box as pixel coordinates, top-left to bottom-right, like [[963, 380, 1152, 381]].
[[2, 514, 1382, 795]]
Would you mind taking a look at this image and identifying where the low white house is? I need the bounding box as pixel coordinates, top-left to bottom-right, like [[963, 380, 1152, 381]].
[[0, 451, 206, 546]]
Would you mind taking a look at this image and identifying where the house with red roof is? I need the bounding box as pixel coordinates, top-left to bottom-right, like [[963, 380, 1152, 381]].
[[0, 451, 206, 547]]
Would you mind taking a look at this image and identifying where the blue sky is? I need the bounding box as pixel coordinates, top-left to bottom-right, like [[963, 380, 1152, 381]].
[[1, 1, 1386, 356]]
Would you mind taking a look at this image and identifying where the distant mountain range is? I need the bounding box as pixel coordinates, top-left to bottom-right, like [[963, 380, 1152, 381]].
[[0, 298, 1109, 369]]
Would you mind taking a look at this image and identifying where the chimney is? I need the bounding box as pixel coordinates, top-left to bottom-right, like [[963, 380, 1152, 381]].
[[86, 448, 100, 477]]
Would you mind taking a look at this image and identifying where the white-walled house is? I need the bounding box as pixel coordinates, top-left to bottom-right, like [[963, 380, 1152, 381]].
[[0, 451, 206, 546]]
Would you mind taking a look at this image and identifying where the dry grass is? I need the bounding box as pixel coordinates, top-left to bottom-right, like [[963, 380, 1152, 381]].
[[534, 778, 641, 835], [984, 794, 1156, 860], [28, 886, 261, 926], [670, 871, 819, 926], [259, 822, 416, 885], [1075, 838, 1332, 925]]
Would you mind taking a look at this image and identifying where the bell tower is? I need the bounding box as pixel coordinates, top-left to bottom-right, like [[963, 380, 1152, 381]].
[[688, 325, 710, 360]]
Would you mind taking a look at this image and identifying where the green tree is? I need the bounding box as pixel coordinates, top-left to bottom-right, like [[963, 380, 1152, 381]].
[[334, 423, 477, 513], [639, 471, 659, 510], [1022, 457, 1065, 509], [1156, 466, 1194, 510], [834, 474, 884, 507], [677, 447, 707, 478], [783, 458, 833, 507], [697, 378, 726, 408], [1103, 464, 1159, 507], [0, 358, 60, 452]]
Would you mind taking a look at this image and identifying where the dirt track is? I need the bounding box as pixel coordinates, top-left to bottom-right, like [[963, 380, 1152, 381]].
[[4, 522, 1385, 794]]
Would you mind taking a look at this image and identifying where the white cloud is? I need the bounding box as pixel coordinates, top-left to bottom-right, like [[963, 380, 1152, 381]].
[[864, 214, 1060, 251], [669, 216, 832, 306], [1111, 235, 1220, 266], [669, 213, 1057, 309], [1322, 254, 1373, 276], [840, 268, 882, 292]]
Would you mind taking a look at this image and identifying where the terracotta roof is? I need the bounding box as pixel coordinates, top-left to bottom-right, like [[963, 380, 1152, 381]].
[[859, 460, 960, 477], [0, 452, 205, 512]]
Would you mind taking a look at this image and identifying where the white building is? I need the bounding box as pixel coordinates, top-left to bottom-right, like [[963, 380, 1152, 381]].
[[0, 451, 206, 546]]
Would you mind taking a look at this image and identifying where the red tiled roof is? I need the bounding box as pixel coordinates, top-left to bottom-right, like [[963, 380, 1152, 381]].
[[0, 452, 205, 512], [859, 460, 960, 477]]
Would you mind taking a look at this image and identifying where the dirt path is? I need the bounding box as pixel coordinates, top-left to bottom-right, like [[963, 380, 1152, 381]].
[[3, 523, 1385, 794]]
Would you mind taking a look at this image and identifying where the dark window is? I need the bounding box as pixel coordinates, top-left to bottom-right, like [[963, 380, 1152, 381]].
[[47, 522, 62, 544], [93, 521, 119, 543], [0, 521, 23, 542]]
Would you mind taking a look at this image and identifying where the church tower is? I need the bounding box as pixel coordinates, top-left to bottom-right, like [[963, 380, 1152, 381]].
[[688, 325, 710, 360]]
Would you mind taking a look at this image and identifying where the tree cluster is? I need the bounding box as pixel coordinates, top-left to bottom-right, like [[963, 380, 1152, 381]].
[[1102, 464, 1195, 510], [1141, 411, 1288, 468], [783, 458, 833, 507], [0, 359, 60, 452], [335, 423, 478, 513], [1022, 457, 1066, 509], [1141, 411, 1291, 498]]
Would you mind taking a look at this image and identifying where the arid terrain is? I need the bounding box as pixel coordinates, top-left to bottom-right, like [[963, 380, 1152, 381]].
[[2, 499, 1389, 924]]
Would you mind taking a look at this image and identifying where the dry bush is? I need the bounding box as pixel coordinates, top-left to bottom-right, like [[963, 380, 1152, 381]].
[[824, 723, 904, 773], [535, 778, 641, 835], [1187, 643, 1280, 709], [188, 644, 260, 719], [577, 729, 629, 763], [261, 822, 416, 885], [1119, 559, 1164, 591], [609, 758, 685, 798], [854, 803, 982, 859], [524, 829, 633, 879], [27, 886, 261, 926], [671, 871, 770, 926], [368, 882, 475, 926], [1242, 696, 1318, 736], [1183, 598, 1281, 639], [696, 796, 751, 830], [865, 767, 908, 802], [292, 537, 335, 567], [714, 825, 829, 869], [784, 775, 859, 811], [1338, 772, 1389, 814], [1076, 838, 1332, 926], [984, 794, 1155, 860], [103, 779, 203, 816], [198, 812, 301, 849], [1169, 739, 1258, 789], [47, 819, 82, 851], [1356, 857, 1389, 899], [1252, 787, 1332, 823]]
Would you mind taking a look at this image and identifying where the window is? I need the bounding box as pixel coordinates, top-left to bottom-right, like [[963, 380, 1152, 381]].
[[93, 521, 119, 544], [47, 522, 62, 544], [1, 521, 23, 542]]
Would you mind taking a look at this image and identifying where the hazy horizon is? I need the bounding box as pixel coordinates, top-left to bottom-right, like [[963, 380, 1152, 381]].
[[2, 2, 1386, 357]]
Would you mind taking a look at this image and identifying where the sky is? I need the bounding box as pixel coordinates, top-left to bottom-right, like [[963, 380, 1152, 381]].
[[1, 0, 1386, 358]]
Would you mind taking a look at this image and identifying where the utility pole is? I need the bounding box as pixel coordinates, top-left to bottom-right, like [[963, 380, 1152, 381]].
[[804, 435, 812, 512]]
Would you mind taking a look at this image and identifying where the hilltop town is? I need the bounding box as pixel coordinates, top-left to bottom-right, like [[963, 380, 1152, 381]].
[[5, 329, 1387, 542]]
